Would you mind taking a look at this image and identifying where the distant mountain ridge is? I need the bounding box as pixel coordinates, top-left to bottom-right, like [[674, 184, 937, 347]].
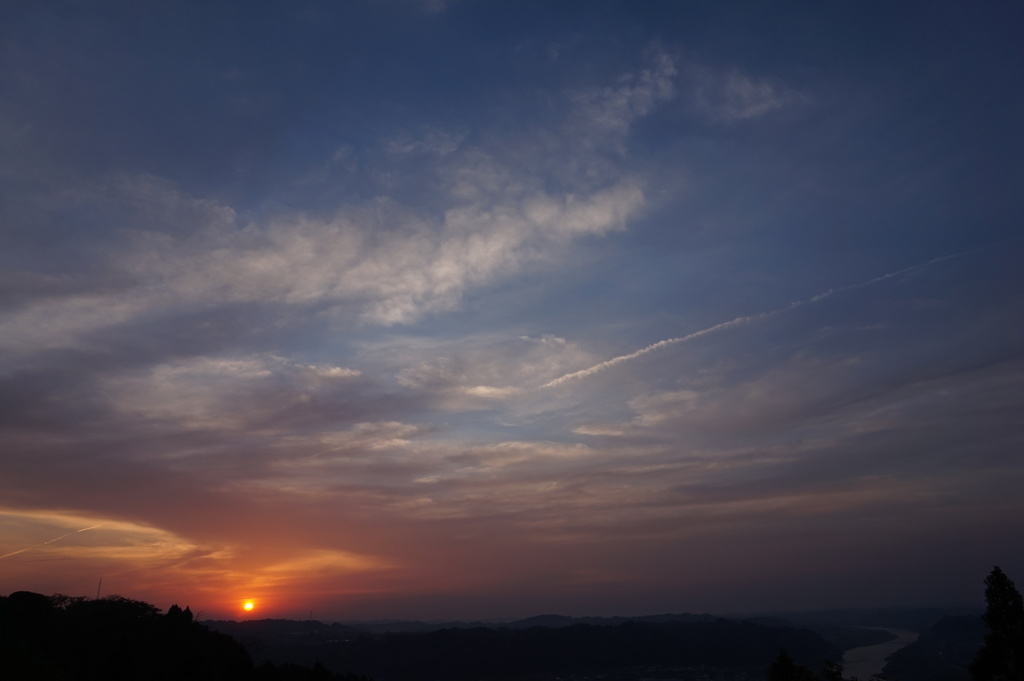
[[4, 587, 982, 681], [734, 606, 982, 633], [882, 614, 985, 681], [206, 616, 839, 681], [212, 605, 977, 638], [309, 611, 715, 634], [205, 606, 979, 679]]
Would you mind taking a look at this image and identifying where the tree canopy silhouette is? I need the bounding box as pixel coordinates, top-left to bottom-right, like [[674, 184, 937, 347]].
[[0, 590, 364, 680], [765, 649, 843, 681], [971, 566, 1024, 681]]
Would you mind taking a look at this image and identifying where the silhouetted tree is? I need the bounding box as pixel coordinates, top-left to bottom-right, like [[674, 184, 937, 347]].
[[1, 591, 255, 679], [821, 659, 844, 681], [971, 566, 1024, 681], [766, 650, 844, 681], [50, 592, 87, 610], [767, 649, 819, 681], [166, 602, 196, 626]]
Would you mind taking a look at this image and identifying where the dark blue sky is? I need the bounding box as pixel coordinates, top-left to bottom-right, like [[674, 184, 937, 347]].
[[1, 0, 1022, 620]]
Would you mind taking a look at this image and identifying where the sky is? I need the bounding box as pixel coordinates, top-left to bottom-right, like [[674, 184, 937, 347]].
[[2, 1, 1023, 622]]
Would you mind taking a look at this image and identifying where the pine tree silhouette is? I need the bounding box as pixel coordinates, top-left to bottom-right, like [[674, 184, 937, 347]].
[[971, 566, 1024, 681]]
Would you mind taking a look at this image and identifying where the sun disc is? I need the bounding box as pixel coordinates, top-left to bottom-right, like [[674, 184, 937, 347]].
[[243, 601, 254, 611]]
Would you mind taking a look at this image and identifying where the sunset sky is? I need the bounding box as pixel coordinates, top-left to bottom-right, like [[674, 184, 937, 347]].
[[2, 1, 1023, 621]]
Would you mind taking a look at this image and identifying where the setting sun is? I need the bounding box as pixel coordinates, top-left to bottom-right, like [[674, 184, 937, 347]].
[[243, 601, 254, 612]]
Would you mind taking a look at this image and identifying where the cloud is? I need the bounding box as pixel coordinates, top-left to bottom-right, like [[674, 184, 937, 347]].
[[0, 507, 390, 608], [685, 66, 802, 122], [1, 176, 643, 349], [625, 356, 870, 434], [352, 332, 599, 414], [541, 309, 774, 388], [0, 520, 101, 561], [2, 12, 1021, 619], [105, 354, 363, 431], [572, 424, 629, 437], [629, 390, 701, 427], [568, 49, 677, 140], [387, 128, 465, 157], [541, 248, 984, 388], [0, 53, 674, 354], [417, 0, 453, 14]]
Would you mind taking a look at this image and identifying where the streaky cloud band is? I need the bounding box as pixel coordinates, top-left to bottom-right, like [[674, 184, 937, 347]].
[[0, 524, 101, 561], [540, 246, 991, 389]]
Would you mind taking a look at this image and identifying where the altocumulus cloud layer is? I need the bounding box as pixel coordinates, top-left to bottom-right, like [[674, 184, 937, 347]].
[[1, 2, 1023, 619]]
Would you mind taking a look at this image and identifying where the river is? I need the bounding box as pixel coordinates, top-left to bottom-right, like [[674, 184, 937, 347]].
[[842, 628, 919, 680]]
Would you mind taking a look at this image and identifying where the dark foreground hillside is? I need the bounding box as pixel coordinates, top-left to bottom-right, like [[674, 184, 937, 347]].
[[210, 617, 838, 681], [0, 591, 367, 681], [881, 615, 985, 681], [0, 590, 859, 681]]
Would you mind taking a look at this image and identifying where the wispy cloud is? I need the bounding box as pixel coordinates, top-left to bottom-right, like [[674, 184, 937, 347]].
[[105, 354, 363, 431], [684, 65, 802, 122], [542, 248, 983, 388], [0, 524, 100, 561], [0, 54, 674, 353], [568, 49, 677, 140], [1, 1, 1021, 618]]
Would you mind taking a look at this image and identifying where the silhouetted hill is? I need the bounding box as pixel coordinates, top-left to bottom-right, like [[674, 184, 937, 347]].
[[504, 612, 714, 628], [882, 614, 984, 681], [3, 587, 987, 681], [505, 613, 576, 628], [731, 616, 898, 651], [219, 611, 723, 636], [0, 591, 370, 681], [211, 618, 363, 642], [208, 618, 838, 681], [209, 610, 932, 680], [746, 607, 981, 634], [1, 591, 252, 680]]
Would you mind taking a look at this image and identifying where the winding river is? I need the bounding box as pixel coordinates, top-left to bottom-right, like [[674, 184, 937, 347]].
[[842, 628, 919, 680]]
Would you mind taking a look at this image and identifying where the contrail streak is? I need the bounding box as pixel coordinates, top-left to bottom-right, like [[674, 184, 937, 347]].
[[0, 524, 100, 560], [540, 249, 981, 389]]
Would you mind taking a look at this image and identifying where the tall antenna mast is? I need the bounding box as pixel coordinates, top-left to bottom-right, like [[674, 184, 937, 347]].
[[96, 577, 102, 600]]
